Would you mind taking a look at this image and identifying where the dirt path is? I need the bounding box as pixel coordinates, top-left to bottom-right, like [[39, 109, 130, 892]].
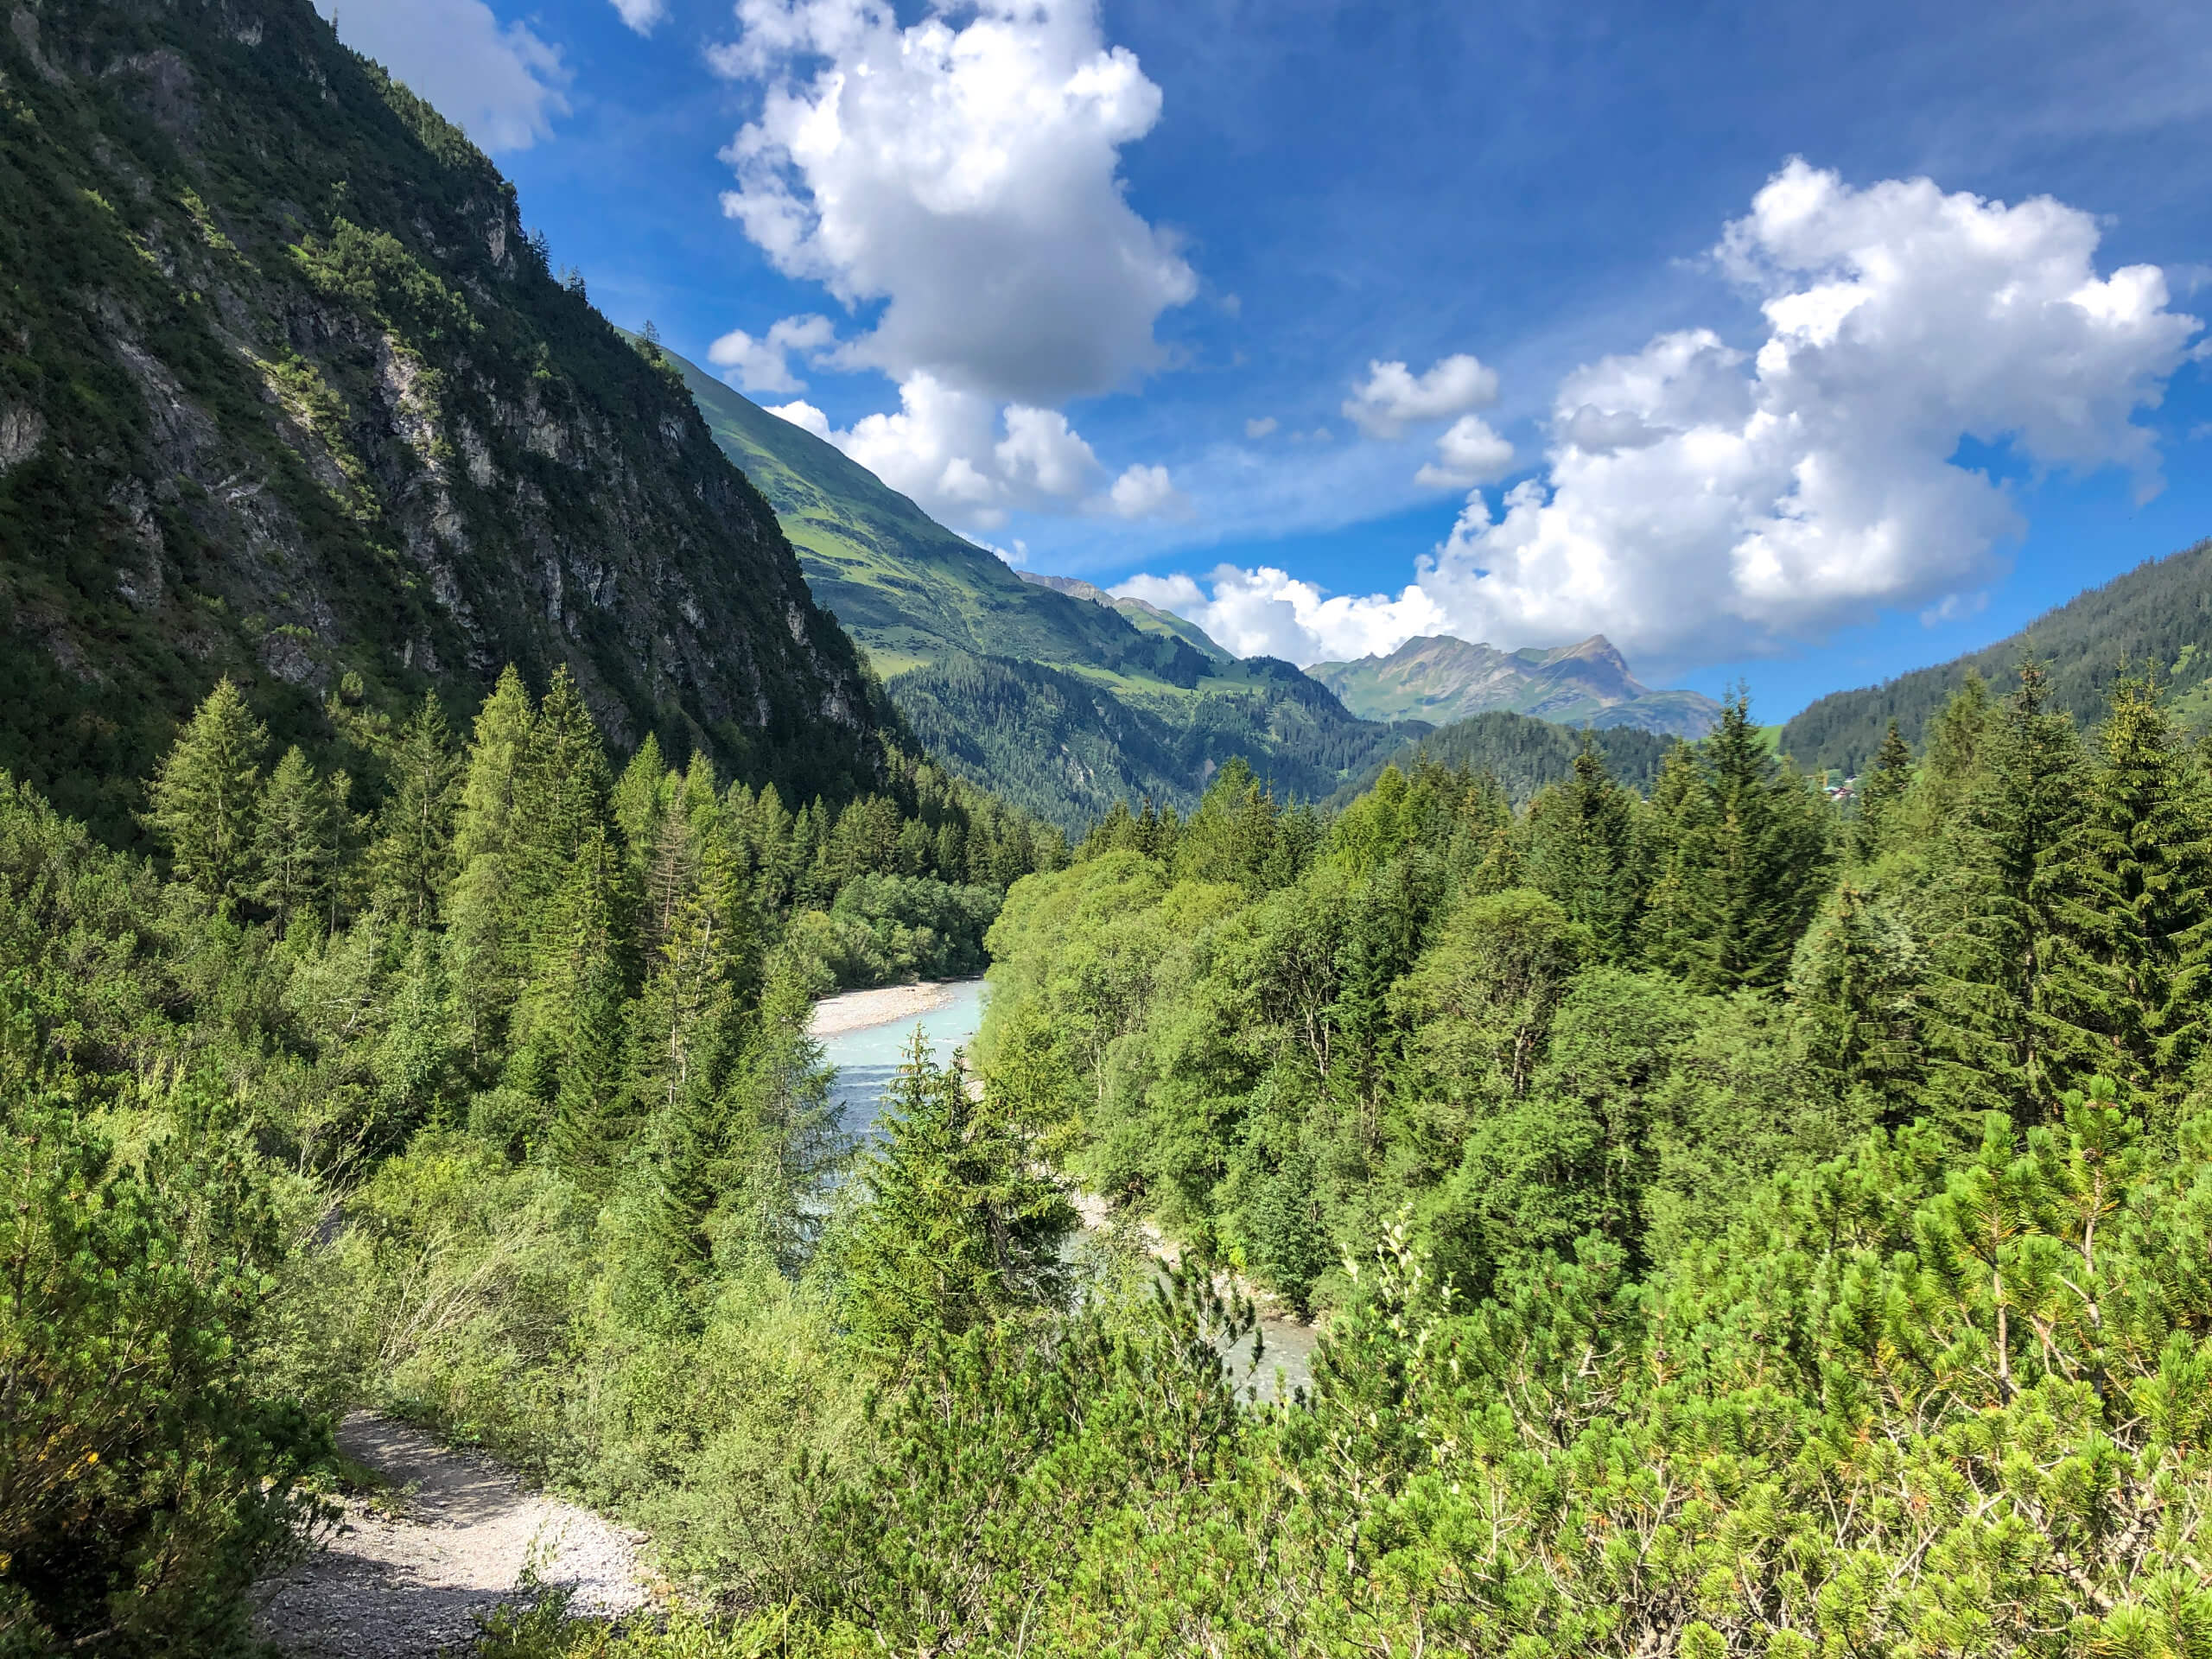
[[255, 1413, 651, 1657]]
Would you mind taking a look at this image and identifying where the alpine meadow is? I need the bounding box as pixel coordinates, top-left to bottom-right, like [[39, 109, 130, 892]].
[[9, 0, 2212, 1656]]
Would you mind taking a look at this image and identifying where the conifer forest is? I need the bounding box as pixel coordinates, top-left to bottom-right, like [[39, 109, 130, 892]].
[[17, 654, 2212, 1656], [10, 0, 2212, 1654]]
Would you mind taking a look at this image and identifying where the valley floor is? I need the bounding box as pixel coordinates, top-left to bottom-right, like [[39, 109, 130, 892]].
[[807, 978, 969, 1039], [253, 1414, 651, 1657]]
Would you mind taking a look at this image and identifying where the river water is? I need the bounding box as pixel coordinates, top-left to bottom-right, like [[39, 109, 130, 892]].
[[810, 978, 1319, 1402]]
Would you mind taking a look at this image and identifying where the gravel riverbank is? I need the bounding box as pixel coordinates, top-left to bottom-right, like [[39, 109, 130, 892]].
[[807, 977, 970, 1040]]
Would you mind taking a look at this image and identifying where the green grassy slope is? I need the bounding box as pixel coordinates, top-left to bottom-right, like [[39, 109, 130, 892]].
[[668, 351, 1418, 828], [668, 350, 1211, 683], [1781, 537, 2212, 774]]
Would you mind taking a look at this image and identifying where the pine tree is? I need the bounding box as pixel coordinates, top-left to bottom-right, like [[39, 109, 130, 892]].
[[251, 746, 335, 931], [2044, 677, 2212, 1093], [144, 677, 268, 906], [1852, 719, 1915, 863], [371, 692, 461, 926], [830, 1032, 1077, 1360], [1524, 739, 1644, 963], [1916, 663, 2091, 1119], [447, 667, 537, 1064]]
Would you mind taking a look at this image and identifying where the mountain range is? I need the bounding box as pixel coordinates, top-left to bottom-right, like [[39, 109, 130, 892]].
[[1782, 537, 2212, 774], [10, 0, 2205, 851], [0, 0, 878, 842], [666, 346, 1431, 830], [1310, 635, 1722, 737]]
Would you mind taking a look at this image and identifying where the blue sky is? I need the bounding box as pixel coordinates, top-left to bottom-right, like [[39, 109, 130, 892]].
[[327, 0, 2212, 718]]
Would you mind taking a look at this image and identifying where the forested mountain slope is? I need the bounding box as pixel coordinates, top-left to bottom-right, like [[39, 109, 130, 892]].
[[666, 350, 1198, 684], [1338, 706, 1677, 802], [1014, 569, 1233, 663], [0, 0, 878, 844], [1783, 536, 2212, 773], [669, 351, 1420, 830]]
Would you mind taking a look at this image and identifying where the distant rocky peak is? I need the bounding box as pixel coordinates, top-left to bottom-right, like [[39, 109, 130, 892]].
[[1308, 629, 1714, 737]]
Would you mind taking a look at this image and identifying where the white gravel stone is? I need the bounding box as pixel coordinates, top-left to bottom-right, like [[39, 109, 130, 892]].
[[255, 1412, 650, 1656]]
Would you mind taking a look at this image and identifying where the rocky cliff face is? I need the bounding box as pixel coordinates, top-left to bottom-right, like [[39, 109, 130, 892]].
[[1309, 633, 1720, 738], [0, 0, 877, 836]]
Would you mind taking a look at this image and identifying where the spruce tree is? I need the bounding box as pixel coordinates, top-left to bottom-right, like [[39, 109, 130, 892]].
[[2044, 677, 2212, 1093], [1909, 671, 1993, 838], [1795, 881, 1923, 1117], [1649, 694, 1832, 993], [447, 668, 537, 1064], [612, 732, 671, 882], [251, 747, 334, 931], [451, 666, 534, 868], [1524, 739, 1644, 963], [511, 823, 633, 1176], [1636, 741, 1709, 973], [1916, 663, 2091, 1119], [144, 677, 268, 906], [1852, 719, 1915, 863], [511, 665, 614, 920], [830, 1032, 1077, 1360], [371, 692, 461, 927]]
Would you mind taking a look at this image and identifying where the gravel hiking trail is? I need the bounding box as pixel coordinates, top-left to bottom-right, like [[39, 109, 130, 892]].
[[255, 1412, 652, 1657]]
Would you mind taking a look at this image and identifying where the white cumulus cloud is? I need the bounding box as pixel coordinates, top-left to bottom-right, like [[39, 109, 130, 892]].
[[1104, 463, 1187, 520], [1414, 413, 1515, 490], [766, 400, 831, 439], [1115, 567, 1447, 664], [1244, 416, 1279, 440], [707, 315, 837, 393], [316, 0, 568, 152], [792, 375, 1108, 530], [1342, 354, 1501, 441], [610, 0, 666, 33], [707, 0, 1191, 529], [1125, 161, 2201, 674], [713, 0, 1194, 403]]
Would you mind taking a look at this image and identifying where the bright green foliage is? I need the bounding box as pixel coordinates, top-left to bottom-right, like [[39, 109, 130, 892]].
[[0, 1089, 326, 1655], [448, 666, 538, 1059], [512, 824, 633, 1174], [371, 693, 462, 927], [1793, 880, 1924, 1112], [2046, 677, 2212, 1090], [828, 1033, 1077, 1362], [1915, 663, 2090, 1116], [513, 668, 617, 920], [0, 637, 1069, 1643], [1523, 738, 1644, 960], [253, 746, 338, 931], [1644, 691, 1834, 992], [143, 678, 268, 906]]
